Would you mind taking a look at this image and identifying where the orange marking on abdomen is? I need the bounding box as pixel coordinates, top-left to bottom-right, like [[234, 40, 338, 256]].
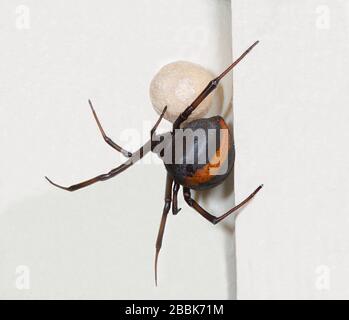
[[185, 119, 231, 187]]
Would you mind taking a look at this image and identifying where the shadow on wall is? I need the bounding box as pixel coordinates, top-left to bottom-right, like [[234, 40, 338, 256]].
[[194, 98, 237, 300]]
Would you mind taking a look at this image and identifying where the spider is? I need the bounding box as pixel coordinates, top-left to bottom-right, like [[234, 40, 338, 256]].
[[46, 41, 263, 285]]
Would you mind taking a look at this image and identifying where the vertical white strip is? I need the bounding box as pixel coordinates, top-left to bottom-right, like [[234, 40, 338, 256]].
[[232, 0, 349, 299]]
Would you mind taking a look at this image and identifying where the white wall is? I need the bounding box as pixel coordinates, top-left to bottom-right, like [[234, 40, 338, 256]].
[[232, 0, 349, 299], [1, 0, 347, 301], [0, 0, 236, 299]]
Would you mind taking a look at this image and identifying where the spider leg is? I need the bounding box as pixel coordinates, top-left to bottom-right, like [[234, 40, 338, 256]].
[[88, 100, 133, 157], [172, 182, 181, 215], [151, 106, 167, 139], [173, 41, 259, 130], [183, 185, 263, 225], [45, 141, 152, 192], [89, 101, 166, 158], [154, 173, 173, 286], [46, 104, 168, 192]]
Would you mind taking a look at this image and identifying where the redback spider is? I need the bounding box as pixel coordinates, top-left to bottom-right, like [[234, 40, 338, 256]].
[[46, 41, 263, 285]]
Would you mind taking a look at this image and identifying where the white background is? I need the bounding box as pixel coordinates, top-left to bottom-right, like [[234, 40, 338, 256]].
[[0, 0, 348, 300], [0, 0, 237, 299]]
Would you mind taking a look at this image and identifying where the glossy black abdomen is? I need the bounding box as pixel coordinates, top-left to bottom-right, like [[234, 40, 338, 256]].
[[165, 116, 235, 190]]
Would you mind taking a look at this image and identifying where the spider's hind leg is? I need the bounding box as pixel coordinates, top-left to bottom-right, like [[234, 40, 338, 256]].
[[183, 185, 263, 224], [154, 173, 173, 286]]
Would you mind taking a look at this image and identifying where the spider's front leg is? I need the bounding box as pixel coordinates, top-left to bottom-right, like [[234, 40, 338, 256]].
[[45, 141, 151, 192], [88, 100, 133, 158], [89, 101, 167, 157], [173, 41, 259, 130], [46, 106, 168, 192]]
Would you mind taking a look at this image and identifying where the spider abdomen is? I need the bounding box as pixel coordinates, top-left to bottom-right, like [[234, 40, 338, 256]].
[[165, 116, 234, 190]]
